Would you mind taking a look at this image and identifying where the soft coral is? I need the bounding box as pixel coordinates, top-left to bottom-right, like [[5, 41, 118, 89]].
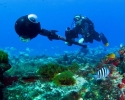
[[3, 76, 18, 87]]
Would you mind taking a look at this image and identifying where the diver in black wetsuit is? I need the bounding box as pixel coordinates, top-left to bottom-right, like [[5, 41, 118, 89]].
[[65, 14, 109, 46]]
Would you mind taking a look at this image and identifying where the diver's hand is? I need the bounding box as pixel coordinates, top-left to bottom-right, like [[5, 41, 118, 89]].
[[48, 30, 59, 41]]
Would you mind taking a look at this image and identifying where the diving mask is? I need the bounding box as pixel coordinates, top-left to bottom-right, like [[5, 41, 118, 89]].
[[74, 15, 82, 26], [74, 15, 81, 21]]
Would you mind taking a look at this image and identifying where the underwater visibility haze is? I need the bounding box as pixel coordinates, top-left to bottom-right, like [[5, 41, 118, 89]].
[[0, 0, 125, 100]]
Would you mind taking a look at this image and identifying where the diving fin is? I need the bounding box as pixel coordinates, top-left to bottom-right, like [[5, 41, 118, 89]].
[[100, 33, 109, 46]]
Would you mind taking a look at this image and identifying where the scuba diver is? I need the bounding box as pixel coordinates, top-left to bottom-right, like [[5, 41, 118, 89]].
[[65, 14, 109, 46], [14, 14, 87, 48]]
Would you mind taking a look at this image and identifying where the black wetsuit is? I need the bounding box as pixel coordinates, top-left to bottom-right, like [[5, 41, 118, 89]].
[[73, 16, 101, 43], [66, 16, 108, 45]]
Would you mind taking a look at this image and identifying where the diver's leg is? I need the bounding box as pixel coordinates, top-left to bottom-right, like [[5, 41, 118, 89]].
[[93, 30, 101, 42], [93, 30, 109, 46], [100, 33, 109, 46]]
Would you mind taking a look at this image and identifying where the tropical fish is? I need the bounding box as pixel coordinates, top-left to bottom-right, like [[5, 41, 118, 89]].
[[93, 67, 110, 80], [106, 53, 116, 59]]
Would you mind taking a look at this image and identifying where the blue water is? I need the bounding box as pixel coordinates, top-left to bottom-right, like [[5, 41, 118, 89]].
[[0, 0, 125, 55]]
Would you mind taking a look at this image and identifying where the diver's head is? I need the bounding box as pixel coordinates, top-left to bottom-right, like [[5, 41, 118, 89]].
[[15, 14, 41, 42], [73, 14, 83, 26]]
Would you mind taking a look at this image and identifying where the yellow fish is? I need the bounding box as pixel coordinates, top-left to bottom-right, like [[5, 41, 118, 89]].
[[106, 53, 116, 59]]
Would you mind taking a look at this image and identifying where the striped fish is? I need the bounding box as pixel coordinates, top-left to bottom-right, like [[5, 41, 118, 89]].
[[93, 67, 110, 80]]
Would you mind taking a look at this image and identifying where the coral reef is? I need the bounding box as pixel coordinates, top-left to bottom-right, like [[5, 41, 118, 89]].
[[61, 91, 79, 100], [67, 62, 80, 73], [0, 50, 8, 63], [53, 71, 76, 86], [0, 50, 11, 100], [37, 63, 66, 80], [37, 62, 80, 81], [2, 46, 125, 99]]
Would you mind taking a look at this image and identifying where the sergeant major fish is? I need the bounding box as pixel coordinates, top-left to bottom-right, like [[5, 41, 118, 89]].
[[93, 67, 110, 80]]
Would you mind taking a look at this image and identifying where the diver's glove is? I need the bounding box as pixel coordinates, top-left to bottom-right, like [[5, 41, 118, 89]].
[[48, 30, 59, 41], [78, 38, 84, 44], [100, 33, 109, 46]]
